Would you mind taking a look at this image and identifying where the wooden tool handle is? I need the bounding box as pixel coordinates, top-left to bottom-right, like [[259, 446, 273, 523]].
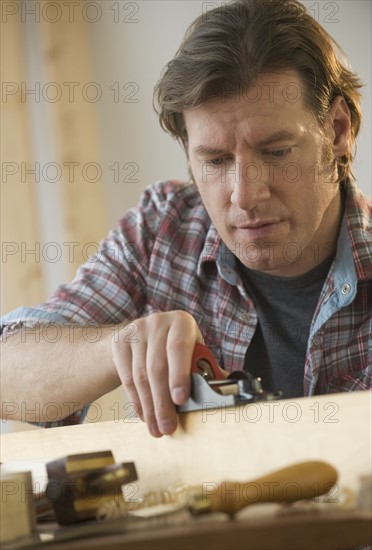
[[207, 461, 338, 515]]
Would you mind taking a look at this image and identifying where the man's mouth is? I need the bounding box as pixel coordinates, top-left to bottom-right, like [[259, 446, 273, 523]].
[[236, 220, 280, 229], [234, 220, 283, 238]]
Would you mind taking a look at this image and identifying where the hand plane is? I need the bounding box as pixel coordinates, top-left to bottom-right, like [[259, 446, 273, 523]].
[[178, 343, 282, 413]]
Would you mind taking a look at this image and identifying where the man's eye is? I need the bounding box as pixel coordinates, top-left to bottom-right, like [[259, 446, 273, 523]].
[[265, 147, 292, 158], [206, 157, 224, 166]]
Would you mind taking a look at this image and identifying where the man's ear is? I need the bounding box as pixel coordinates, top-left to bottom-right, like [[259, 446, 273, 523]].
[[328, 96, 351, 157]]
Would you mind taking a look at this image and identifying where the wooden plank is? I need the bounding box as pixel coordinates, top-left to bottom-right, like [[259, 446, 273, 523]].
[[1, 391, 371, 497]]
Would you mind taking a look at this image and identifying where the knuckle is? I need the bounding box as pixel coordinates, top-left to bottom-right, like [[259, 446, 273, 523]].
[[148, 358, 166, 377], [167, 336, 192, 353], [120, 373, 135, 388], [133, 367, 149, 386], [113, 358, 135, 388], [145, 310, 195, 326], [143, 312, 168, 332], [171, 310, 195, 324]]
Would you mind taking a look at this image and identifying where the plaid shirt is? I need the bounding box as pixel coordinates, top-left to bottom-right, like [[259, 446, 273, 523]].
[[1, 179, 371, 426]]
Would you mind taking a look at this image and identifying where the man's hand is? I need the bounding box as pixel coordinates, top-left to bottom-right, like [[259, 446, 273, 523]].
[[111, 311, 204, 437]]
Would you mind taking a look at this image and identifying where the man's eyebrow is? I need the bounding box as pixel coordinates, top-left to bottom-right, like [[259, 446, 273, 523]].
[[256, 130, 297, 146], [192, 130, 297, 156], [192, 145, 228, 156]]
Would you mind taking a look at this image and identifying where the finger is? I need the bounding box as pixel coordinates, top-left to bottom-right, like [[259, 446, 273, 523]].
[[112, 338, 144, 421], [166, 311, 204, 405], [146, 337, 177, 436], [131, 344, 163, 438]]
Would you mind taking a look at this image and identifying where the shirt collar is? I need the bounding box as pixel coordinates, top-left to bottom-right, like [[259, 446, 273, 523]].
[[343, 179, 372, 281], [197, 224, 239, 284], [331, 212, 358, 307]]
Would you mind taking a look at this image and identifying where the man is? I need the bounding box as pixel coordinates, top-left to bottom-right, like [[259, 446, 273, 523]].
[[1, 0, 371, 438]]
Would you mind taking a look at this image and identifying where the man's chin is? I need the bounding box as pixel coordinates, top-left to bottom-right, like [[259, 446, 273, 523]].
[[233, 244, 282, 271], [236, 247, 304, 277]]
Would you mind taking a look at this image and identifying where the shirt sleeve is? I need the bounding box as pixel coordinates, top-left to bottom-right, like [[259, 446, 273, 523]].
[[0, 181, 177, 427]]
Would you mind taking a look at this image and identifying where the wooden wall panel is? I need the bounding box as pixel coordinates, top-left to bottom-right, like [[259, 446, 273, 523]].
[[0, 8, 44, 315], [1, 3, 109, 312], [38, 8, 109, 277]]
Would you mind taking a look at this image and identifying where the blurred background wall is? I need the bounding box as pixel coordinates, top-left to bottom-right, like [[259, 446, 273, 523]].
[[1, 0, 371, 432]]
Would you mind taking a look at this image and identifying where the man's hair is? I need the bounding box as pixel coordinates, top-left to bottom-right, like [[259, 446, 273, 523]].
[[154, 0, 363, 182]]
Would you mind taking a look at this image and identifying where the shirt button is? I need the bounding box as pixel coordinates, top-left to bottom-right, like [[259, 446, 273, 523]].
[[341, 283, 351, 295], [240, 313, 249, 321]]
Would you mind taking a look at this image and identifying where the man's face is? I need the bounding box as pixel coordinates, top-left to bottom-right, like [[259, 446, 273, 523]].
[[184, 70, 345, 276]]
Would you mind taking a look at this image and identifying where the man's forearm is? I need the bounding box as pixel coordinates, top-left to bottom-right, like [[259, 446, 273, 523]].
[[0, 325, 121, 422]]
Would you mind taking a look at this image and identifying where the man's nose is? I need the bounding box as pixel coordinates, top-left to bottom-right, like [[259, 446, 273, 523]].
[[230, 160, 271, 210]]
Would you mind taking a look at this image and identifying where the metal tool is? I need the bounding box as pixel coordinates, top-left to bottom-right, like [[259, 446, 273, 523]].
[[35, 451, 137, 525], [178, 343, 281, 413]]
